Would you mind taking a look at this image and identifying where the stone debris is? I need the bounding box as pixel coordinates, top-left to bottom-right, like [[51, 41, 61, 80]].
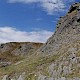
[[17, 75, 24, 80], [2, 75, 10, 80]]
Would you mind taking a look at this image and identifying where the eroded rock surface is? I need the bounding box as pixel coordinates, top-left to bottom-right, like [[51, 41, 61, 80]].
[[37, 2, 80, 80]]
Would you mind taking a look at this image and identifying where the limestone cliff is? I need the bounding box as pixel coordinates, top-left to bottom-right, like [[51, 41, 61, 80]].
[[36, 2, 80, 80], [38, 3, 80, 55]]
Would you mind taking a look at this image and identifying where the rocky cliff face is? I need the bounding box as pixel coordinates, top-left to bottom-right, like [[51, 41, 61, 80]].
[[38, 3, 80, 55], [36, 2, 80, 80], [0, 2, 80, 80]]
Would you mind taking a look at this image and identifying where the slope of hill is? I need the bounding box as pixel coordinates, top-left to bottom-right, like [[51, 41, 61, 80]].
[[0, 42, 43, 69], [0, 42, 43, 56], [0, 2, 80, 80], [36, 2, 80, 79]]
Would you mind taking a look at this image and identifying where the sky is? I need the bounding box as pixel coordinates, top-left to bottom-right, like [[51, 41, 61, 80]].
[[0, 0, 79, 43]]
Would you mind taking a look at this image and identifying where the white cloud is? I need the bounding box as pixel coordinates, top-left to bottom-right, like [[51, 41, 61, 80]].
[[7, 0, 75, 15], [0, 27, 53, 43]]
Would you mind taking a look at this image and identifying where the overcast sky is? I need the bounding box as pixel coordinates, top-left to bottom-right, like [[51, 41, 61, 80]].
[[0, 0, 79, 43]]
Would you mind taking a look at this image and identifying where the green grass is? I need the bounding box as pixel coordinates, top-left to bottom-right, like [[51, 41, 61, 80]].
[[0, 53, 61, 79]]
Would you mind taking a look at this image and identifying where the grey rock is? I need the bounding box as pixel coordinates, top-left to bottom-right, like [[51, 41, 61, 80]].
[[38, 74, 48, 80], [17, 75, 24, 80], [2, 75, 10, 80], [36, 2, 80, 80], [0, 62, 11, 68]]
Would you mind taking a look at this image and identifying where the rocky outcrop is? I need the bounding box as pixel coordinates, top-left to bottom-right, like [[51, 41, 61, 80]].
[[2, 75, 10, 80], [0, 62, 11, 68], [36, 2, 80, 80], [17, 75, 24, 80]]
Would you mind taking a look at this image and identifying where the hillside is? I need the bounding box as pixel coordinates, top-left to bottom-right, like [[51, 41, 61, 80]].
[[0, 2, 80, 80], [0, 42, 43, 69]]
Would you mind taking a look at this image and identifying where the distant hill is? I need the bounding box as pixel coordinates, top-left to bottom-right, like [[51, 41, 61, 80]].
[[0, 42, 43, 67]]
